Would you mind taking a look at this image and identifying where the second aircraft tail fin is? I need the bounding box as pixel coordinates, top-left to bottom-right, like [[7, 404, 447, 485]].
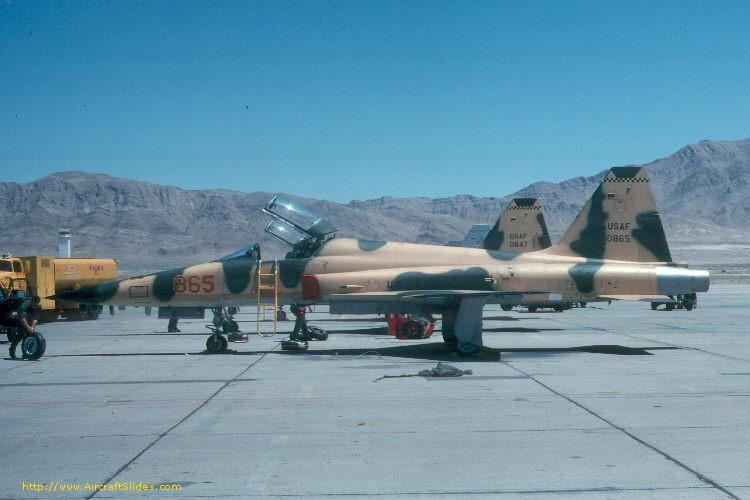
[[483, 198, 552, 252]]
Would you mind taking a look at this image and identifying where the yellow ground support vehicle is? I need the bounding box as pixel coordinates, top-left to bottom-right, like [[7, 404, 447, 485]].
[[0, 255, 117, 321]]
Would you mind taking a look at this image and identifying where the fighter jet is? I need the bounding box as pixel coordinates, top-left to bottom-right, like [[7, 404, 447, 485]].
[[56, 167, 709, 354]]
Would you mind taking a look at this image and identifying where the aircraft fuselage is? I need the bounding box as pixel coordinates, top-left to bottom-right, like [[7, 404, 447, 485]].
[[57, 237, 709, 310]]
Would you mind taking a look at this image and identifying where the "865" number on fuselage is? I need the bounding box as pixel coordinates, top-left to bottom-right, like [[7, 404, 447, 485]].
[[173, 275, 215, 294]]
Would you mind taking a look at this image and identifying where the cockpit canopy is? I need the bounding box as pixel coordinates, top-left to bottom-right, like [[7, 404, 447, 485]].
[[264, 219, 310, 247], [264, 195, 336, 239], [263, 195, 337, 258]]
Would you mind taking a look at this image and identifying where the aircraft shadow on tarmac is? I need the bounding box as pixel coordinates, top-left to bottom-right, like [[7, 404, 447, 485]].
[[273, 343, 678, 361], [482, 315, 522, 321], [37, 342, 678, 363]]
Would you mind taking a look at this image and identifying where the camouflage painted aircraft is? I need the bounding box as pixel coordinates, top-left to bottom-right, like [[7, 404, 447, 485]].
[[56, 166, 709, 354]]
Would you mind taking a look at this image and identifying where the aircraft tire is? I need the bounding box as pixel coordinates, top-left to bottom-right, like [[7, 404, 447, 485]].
[[21, 333, 46, 360], [206, 333, 228, 353], [307, 326, 328, 341]]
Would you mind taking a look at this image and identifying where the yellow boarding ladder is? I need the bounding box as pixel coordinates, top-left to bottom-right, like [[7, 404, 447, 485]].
[[256, 260, 278, 337]]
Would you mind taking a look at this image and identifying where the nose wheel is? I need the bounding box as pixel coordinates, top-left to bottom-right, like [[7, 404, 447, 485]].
[[204, 307, 247, 352]]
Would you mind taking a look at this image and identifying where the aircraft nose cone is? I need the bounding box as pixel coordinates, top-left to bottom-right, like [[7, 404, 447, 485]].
[[49, 280, 119, 304]]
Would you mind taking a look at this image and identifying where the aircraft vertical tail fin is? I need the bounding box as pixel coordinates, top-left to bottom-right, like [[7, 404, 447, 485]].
[[545, 166, 672, 262], [483, 198, 552, 252]]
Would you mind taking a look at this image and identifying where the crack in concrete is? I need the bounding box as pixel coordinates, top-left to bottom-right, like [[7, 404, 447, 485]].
[[503, 360, 739, 500], [86, 347, 277, 499]]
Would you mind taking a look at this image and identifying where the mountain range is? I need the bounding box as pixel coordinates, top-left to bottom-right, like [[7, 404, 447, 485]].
[[2, 137, 749, 269]]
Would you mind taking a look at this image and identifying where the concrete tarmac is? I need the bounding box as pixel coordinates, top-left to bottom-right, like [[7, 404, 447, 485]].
[[1, 284, 748, 498]]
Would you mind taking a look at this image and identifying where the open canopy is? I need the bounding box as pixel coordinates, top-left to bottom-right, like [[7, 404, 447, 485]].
[[264, 219, 311, 247], [264, 195, 336, 239]]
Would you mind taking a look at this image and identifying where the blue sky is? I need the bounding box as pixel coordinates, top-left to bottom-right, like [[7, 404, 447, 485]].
[[2, 0, 749, 202]]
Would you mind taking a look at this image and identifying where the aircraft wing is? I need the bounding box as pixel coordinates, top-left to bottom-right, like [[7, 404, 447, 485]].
[[324, 290, 546, 304], [599, 294, 675, 302]]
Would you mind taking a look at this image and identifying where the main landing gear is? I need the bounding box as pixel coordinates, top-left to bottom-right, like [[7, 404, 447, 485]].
[[441, 298, 486, 356]]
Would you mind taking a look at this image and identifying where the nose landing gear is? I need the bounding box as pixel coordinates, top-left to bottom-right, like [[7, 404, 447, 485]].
[[204, 307, 245, 354]]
